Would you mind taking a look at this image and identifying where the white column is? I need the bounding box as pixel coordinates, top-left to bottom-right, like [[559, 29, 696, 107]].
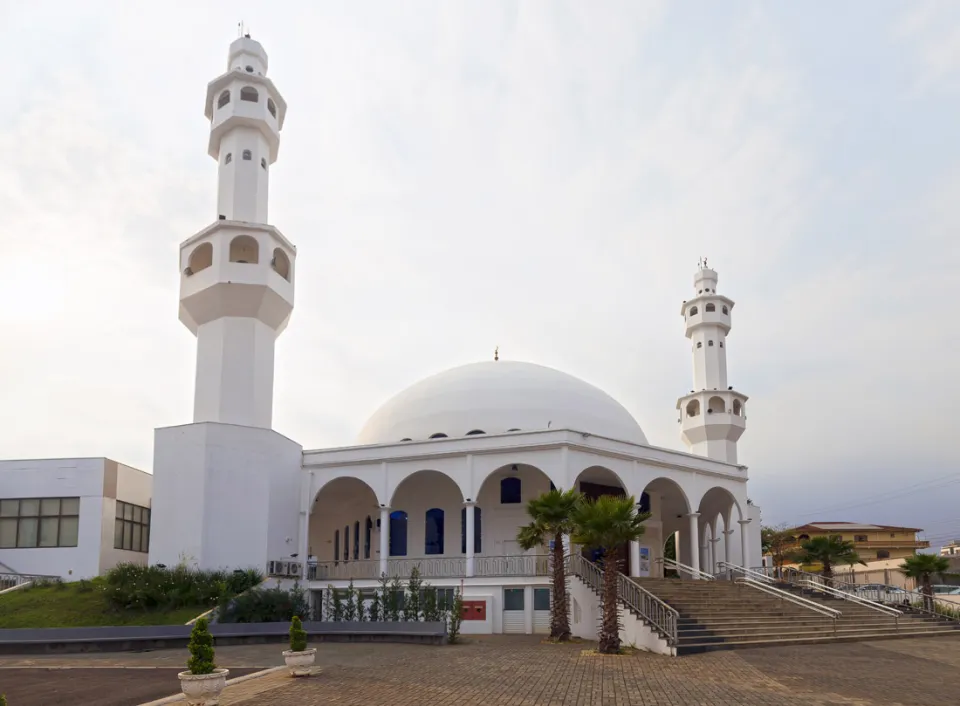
[[629, 541, 641, 577], [709, 538, 720, 574], [687, 513, 701, 579], [523, 585, 534, 635], [465, 502, 476, 578], [739, 519, 751, 569], [379, 506, 390, 577], [723, 529, 734, 574]]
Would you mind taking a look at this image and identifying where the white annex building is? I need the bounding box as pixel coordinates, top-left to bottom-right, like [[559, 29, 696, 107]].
[[3, 37, 762, 635]]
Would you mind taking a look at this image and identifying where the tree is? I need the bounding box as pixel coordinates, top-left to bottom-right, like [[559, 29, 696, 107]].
[[516, 488, 582, 641], [761, 524, 796, 578], [186, 617, 216, 675], [900, 553, 950, 612], [571, 494, 651, 654], [792, 535, 864, 584]]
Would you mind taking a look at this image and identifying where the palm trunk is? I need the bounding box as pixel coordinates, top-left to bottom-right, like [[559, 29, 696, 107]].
[[598, 551, 621, 654], [922, 576, 934, 613], [550, 531, 571, 641], [822, 559, 833, 587]]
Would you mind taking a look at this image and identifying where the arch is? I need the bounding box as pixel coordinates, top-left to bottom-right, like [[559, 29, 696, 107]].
[[643, 476, 693, 519], [224, 153, 232, 164], [474, 462, 558, 509], [217, 90, 230, 108], [708, 396, 725, 414], [271, 248, 291, 280], [268, 98, 277, 117], [309, 475, 382, 563], [425, 508, 444, 554], [389, 510, 408, 556], [242, 149, 252, 160], [685, 399, 700, 417], [705, 303, 716, 312], [695, 485, 743, 524], [732, 399, 743, 416], [240, 86, 259, 102], [429, 433, 448, 439], [388, 469, 464, 518], [500, 477, 522, 504], [353, 520, 360, 560], [465, 429, 485, 436], [364, 516, 372, 559], [575, 465, 629, 498], [722, 305, 728, 315], [229, 235, 259, 264], [186, 242, 213, 275], [689, 306, 699, 316], [461, 506, 482, 554]]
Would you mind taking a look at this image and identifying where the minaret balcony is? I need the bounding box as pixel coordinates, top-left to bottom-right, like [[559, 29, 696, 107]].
[[680, 412, 746, 446]]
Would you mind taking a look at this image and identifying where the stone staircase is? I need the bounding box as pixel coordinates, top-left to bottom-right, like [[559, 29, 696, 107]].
[[633, 577, 960, 655]]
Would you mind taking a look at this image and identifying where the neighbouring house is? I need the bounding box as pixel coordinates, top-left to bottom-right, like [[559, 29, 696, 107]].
[[785, 522, 929, 565], [939, 540, 960, 557], [0, 458, 152, 580]]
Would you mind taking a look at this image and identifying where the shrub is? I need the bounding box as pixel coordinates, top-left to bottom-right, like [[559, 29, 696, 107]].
[[289, 615, 308, 652], [405, 567, 423, 621], [218, 582, 309, 623], [387, 575, 403, 621], [187, 618, 216, 675], [0, 693, 6, 705], [103, 563, 262, 612], [343, 580, 357, 621], [447, 588, 464, 644]]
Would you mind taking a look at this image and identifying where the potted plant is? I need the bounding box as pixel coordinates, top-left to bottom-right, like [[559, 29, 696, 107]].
[[282, 615, 316, 676], [178, 617, 229, 705]]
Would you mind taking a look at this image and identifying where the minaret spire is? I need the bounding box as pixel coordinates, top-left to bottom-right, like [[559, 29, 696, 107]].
[[675, 264, 747, 464], [176, 35, 296, 429]]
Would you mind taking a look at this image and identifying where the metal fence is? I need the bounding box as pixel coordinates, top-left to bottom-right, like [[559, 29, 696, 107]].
[[308, 554, 550, 582]]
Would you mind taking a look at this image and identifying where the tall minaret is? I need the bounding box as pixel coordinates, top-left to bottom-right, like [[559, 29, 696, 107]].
[[178, 34, 295, 429], [676, 262, 747, 464]]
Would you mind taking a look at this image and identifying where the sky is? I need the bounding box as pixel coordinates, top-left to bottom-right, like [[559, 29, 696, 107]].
[[1, 1, 958, 549]]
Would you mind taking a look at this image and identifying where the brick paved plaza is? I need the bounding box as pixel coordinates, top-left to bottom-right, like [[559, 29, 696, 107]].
[[1, 635, 959, 705]]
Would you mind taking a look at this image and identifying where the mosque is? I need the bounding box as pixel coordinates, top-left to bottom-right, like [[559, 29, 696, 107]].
[[2, 36, 761, 635]]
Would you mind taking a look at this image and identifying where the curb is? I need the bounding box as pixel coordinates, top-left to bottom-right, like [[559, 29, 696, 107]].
[[138, 665, 285, 705]]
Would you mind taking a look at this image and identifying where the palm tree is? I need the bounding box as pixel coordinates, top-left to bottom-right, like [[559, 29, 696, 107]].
[[761, 524, 796, 579], [570, 494, 651, 654], [516, 488, 582, 641], [792, 535, 865, 584], [900, 553, 950, 612]]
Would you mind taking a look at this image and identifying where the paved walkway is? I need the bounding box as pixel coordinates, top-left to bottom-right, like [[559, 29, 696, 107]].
[[0, 634, 958, 705]]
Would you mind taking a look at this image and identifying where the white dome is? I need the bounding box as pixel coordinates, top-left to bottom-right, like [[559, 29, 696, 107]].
[[357, 361, 647, 446]]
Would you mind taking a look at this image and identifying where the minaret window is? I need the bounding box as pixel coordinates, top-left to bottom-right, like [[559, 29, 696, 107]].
[[217, 90, 230, 109], [689, 306, 698, 316], [686, 399, 700, 417], [696, 342, 702, 349], [465, 429, 485, 435], [268, 98, 277, 118], [708, 340, 714, 347], [242, 150, 252, 160], [719, 341, 724, 348], [708, 396, 726, 413], [705, 303, 716, 312], [271, 248, 291, 280], [429, 433, 448, 439], [261, 157, 267, 170], [229, 235, 260, 264], [733, 399, 743, 416], [722, 306, 728, 315], [245, 65, 254, 73], [224, 153, 232, 164], [240, 86, 259, 102], [186, 242, 213, 275]]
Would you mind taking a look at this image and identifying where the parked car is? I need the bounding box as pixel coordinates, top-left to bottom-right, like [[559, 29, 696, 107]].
[[932, 585, 960, 595], [854, 584, 909, 604]]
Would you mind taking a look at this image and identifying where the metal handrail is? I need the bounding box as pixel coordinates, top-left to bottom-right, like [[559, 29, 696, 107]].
[[0, 571, 61, 591], [308, 554, 551, 581], [797, 579, 902, 618], [567, 554, 679, 646], [717, 561, 776, 584], [656, 557, 714, 581], [735, 577, 842, 620]]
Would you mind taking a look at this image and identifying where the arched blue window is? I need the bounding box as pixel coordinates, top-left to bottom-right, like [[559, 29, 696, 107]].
[[425, 509, 444, 555], [461, 507, 482, 554], [364, 516, 372, 559], [344, 525, 350, 561], [389, 510, 408, 557], [333, 530, 339, 565], [501, 477, 522, 504], [353, 520, 360, 560]]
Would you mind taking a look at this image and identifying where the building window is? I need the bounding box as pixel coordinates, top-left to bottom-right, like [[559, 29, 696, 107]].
[[224, 153, 232, 164], [500, 477, 522, 504], [344, 525, 349, 561], [854, 534, 868, 543], [876, 550, 890, 559], [689, 306, 698, 316], [722, 306, 728, 314], [460, 507, 482, 554], [114, 501, 150, 553], [705, 303, 716, 312], [425, 508, 444, 555], [686, 399, 701, 417], [240, 86, 259, 102], [719, 341, 724, 348], [268, 98, 277, 117], [0, 497, 80, 549], [242, 149, 252, 160], [364, 516, 372, 559], [534, 587, 551, 611], [429, 433, 448, 439], [696, 342, 702, 349], [217, 90, 230, 108], [389, 510, 408, 556], [708, 340, 714, 346], [466, 429, 485, 435], [334, 530, 339, 564], [353, 520, 360, 560], [261, 157, 267, 170]]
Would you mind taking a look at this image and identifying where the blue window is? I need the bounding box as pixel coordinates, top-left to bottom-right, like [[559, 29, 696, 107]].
[[501, 477, 522, 504], [333, 530, 339, 565], [364, 516, 372, 559], [353, 520, 360, 560], [344, 525, 349, 561], [425, 508, 444, 555], [389, 510, 408, 557], [461, 506, 482, 554]]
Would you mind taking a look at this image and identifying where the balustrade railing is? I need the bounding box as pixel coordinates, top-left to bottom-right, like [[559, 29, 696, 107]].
[[308, 554, 550, 581], [0, 572, 60, 591], [656, 557, 715, 581]]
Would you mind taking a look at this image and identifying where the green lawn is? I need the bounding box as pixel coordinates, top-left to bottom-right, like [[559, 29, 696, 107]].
[[0, 581, 209, 629]]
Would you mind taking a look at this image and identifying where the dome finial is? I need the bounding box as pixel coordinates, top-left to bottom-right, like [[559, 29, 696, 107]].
[[494, 346, 499, 362]]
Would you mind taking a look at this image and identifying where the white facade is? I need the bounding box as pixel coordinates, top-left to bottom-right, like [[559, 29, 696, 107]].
[[0, 458, 152, 579]]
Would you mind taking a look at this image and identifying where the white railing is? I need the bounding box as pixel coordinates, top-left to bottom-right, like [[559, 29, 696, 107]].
[[717, 561, 776, 584], [797, 579, 902, 618], [656, 557, 715, 581], [567, 554, 678, 646], [0, 572, 61, 592], [308, 554, 550, 581], [735, 577, 842, 622]]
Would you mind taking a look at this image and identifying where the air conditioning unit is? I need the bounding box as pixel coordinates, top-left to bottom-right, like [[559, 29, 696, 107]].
[[287, 562, 302, 577]]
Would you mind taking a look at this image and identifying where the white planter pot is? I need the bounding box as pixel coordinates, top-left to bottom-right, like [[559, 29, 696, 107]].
[[282, 647, 317, 676], [178, 668, 230, 705]]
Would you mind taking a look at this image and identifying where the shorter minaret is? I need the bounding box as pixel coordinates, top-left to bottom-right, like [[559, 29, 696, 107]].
[[676, 262, 748, 464]]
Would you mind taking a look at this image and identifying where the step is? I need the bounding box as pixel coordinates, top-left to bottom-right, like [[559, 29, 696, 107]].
[[676, 626, 960, 654], [676, 624, 958, 644]]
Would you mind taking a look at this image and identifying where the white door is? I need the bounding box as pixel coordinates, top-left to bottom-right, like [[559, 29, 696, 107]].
[[533, 588, 551, 634], [503, 588, 525, 634]]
